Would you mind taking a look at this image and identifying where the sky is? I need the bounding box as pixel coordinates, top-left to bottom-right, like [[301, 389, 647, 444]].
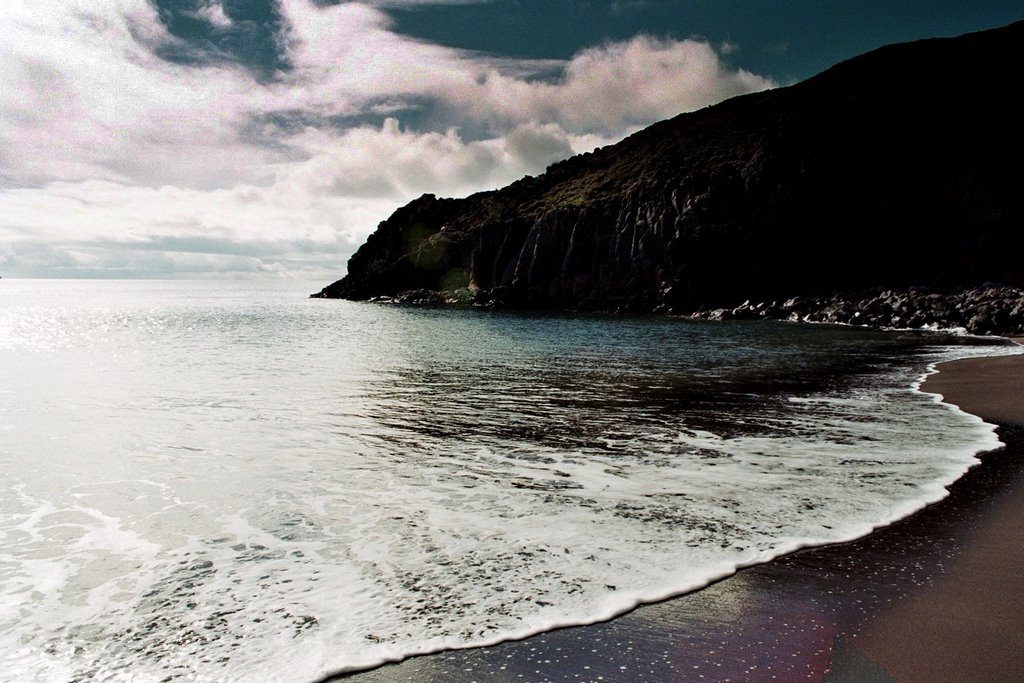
[[1, 1, 1021, 280]]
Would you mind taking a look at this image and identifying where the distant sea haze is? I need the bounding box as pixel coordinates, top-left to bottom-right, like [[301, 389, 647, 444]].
[[0, 279, 1018, 681]]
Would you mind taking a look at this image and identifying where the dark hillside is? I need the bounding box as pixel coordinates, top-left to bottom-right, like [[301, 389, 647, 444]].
[[315, 21, 1024, 330]]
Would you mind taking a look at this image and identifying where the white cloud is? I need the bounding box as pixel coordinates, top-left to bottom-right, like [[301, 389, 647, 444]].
[[0, 118, 586, 278], [192, 2, 234, 29], [0, 2, 283, 189], [0, 0, 774, 278], [0, 179, 384, 278], [456, 35, 774, 132], [286, 118, 575, 200]]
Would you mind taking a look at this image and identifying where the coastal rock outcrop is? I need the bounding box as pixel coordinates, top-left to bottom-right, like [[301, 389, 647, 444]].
[[315, 22, 1024, 334], [691, 285, 1024, 335]]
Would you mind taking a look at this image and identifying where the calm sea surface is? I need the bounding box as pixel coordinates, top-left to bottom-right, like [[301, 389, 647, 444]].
[[0, 279, 1018, 681]]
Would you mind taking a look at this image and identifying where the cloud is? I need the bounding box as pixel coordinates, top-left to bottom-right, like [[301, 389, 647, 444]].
[[0, 2, 285, 189], [0, 0, 774, 278], [719, 41, 740, 55], [0, 179, 380, 278], [273, 2, 774, 136], [454, 34, 774, 133], [192, 3, 235, 29], [0, 118, 588, 278], [287, 118, 575, 200]]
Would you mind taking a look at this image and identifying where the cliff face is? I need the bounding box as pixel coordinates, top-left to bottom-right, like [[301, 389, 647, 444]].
[[315, 22, 1024, 317]]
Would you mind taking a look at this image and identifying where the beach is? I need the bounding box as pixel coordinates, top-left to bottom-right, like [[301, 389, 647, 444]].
[[343, 342, 1024, 682], [849, 347, 1024, 682]]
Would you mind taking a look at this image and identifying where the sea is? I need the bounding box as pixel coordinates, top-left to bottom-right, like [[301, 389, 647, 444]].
[[0, 278, 1019, 682]]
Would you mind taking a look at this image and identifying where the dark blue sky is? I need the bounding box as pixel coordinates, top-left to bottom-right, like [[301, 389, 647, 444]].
[[145, 1, 1024, 84], [388, 0, 1023, 83], [148, 0, 291, 80]]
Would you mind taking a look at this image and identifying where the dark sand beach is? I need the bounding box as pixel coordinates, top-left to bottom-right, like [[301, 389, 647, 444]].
[[342, 343, 1024, 683]]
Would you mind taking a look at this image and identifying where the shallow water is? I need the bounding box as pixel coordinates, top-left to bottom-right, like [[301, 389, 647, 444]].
[[0, 279, 1017, 681]]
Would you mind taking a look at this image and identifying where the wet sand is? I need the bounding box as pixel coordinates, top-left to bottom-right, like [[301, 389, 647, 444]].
[[338, 343, 1024, 683], [850, 344, 1024, 683]]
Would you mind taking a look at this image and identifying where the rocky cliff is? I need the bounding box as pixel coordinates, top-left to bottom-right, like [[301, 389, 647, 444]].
[[314, 22, 1024, 332]]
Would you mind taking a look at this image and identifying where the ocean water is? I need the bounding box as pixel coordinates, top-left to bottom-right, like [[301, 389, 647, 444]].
[[0, 279, 1019, 682]]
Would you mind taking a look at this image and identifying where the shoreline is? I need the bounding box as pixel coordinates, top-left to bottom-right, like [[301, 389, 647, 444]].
[[850, 339, 1024, 682], [340, 341, 1024, 683], [918, 340, 1024, 428]]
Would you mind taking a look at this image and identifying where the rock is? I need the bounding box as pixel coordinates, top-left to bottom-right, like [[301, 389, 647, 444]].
[[394, 289, 446, 305], [967, 311, 994, 334], [678, 285, 1024, 334]]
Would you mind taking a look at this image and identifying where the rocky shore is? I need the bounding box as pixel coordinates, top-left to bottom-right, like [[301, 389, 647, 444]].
[[689, 284, 1024, 336], [343, 283, 1024, 336]]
